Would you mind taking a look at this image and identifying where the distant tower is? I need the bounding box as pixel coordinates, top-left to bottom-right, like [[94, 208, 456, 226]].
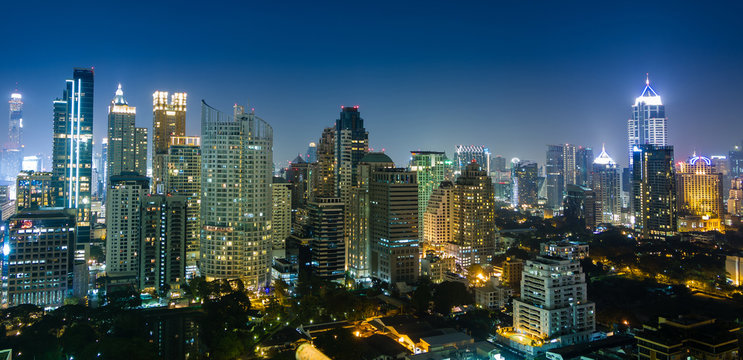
[[409, 151, 452, 238], [152, 91, 186, 193], [8, 90, 22, 149], [306, 142, 317, 163], [628, 75, 667, 166], [106, 173, 149, 285], [450, 162, 495, 269], [631, 145, 676, 239], [335, 106, 369, 203], [454, 145, 491, 174], [676, 155, 724, 232], [52, 67, 95, 244], [592, 146, 621, 226], [512, 160, 539, 207], [107, 84, 147, 182]]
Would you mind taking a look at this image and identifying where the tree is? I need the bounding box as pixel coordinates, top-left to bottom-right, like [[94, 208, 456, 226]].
[[433, 281, 473, 315], [411, 278, 433, 314]]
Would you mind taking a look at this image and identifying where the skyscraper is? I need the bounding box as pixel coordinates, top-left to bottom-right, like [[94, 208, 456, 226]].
[[163, 136, 201, 278], [335, 106, 369, 203], [312, 127, 336, 199], [107, 84, 147, 181], [16, 171, 54, 210], [306, 197, 345, 280], [676, 155, 724, 232], [140, 194, 187, 294], [409, 151, 452, 238], [728, 178, 743, 216], [728, 144, 743, 178], [449, 162, 495, 269], [512, 160, 539, 208], [545, 145, 565, 210], [8, 91, 22, 150], [52, 67, 94, 245], [592, 146, 621, 225], [200, 102, 272, 291], [454, 145, 491, 174], [272, 177, 292, 251], [632, 145, 677, 239], [628, 75, 667, 166], [422, 181, 454, 253], [306, 142, 317, 163], [105, 173, 149, 285], [152, 91, 186, 192], [575, 146, 594, 187]]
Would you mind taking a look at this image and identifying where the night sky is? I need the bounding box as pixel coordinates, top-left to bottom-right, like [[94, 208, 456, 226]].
[[2, 1, 743, 169]]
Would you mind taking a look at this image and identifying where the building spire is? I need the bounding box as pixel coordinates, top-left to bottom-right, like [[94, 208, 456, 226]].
[[646, 72, 650, 86], [113, 83, 127, 105]]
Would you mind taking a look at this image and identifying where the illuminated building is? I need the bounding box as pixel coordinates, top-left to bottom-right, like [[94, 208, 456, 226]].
[[271, 177, 292, 251], [348, 152, 394, 280], [541, 241, 589, 260], [163, 136, 201, 277], [22, 155, 41, 172], [501, 257, 523, 296], [107, 84, 147, 180], [306, 197, 345, 280], [306, 141, 317, 163], [420, 253, 455, 284], [635, 316, 739, 360], [200, 103, 272, 291], [312, 127, 335, 199], [16, 171, 54, 210], [140, 194, 187, 294], [285, 155, 311, 209], [729, 144, 743, 178], [575, 146, 594, 187], [409, 151, 452, 238], [628, 75, 667, 166], [454, 145, 491, 175], [506, 256, 595, 353], [105, 173, 149, 286], [546, 145, 565, 210], [422, 181, 454, 252], [5, 208, 75, 308], [370, 168, 419, 284], [728, 178, 743, 216], [52, 67, 94, 245], [512, 160, 539, 207], [632, 145, 677, 239], [152, 91, 186, 193], [564, 184, 596, 229], [592, 146, 621, 225], [449, 162, 495, 269], [726, 255, 742, 287], [2, 91, 23, 181], [335, 105, 369, 204], [676, 155, 724, 232]]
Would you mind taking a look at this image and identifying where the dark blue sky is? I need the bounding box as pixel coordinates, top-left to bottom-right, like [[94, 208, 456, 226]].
[[2, 1, 743, 169]]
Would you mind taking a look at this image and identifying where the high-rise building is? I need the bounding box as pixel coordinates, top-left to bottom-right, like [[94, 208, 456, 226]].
[[100, 138, 108, 200], [545, 145, 565, 210], [575, 146, 594, 187], [107, 84, 147, 181], [728, 178, 743, 216], [628, 75, 667, 166], [454, 145, 491, 174], [16, 171, 54, 210], [729, 144, 743, 179], [8, 91, 22, 150], [140, 194, 187, 294], [512, 160, 539, 208], [449, 162, 495, 270], [201, 102, 272, 291], [285, 155, 311, 209], [163, 136, 201, 278], [409, 151, 452, 237], [676, 155, 724, 232], [5, 208, 76, 308], [52, 67, 94, 245], [511, 256, 595, 347], [312, 127, 335, 199], [347, 152, 394, 280], [632, 145, 677, 239], [152, 91, 186, 193], [105, 173, 149, 285], [422, 181, 455, 253], [370, 169, 419, 284], [306, 142, 317, 163], [726, 255, 742, 287], [501, 257, 524, 296], [592, 146, 621, 225], [306, 197, 345, 280], [492, 155, 507, 172], [335, 106, 369, 203], [272, 177, 292, 251], [564, 184, 596, 229]]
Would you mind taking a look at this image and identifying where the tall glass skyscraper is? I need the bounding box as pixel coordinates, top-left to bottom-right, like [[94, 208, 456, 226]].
[[52, 68, 94, 244], [409, 151, 452, 237], [106, 84, 147, 181], [631, 144, 676, 239], [152, 91, 187, 193], [628, 75, 667, 166], [454, 145, 491, 175], [8, 91, 22, 150], [335, 106, 369, 204], [200, 102, 273, 291]]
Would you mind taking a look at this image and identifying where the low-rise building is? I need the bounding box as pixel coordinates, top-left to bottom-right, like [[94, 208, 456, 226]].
[[474, 284, 512, 310], [420, 254, 455, 284], [635, 316, 739, 360]]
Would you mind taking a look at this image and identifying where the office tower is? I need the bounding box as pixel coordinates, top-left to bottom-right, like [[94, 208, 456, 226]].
[[22, 155, 41, 172], [370, 168, 419, 284], [676, 155, 724, 232], [163, 135, 201, 277], [545, 145, 565, 210], [152, 91, 186, 193], [628, 75, 667, 166], [140, 194, 187, 294], [564, 184, 596, 229], [511, 256, 595, 347], [272, 177, 292, 251], [409, 151, 452, 237], [347, 152, 394, 280], [562, 144, 577, 186], [16, 171, 54, 210], [305, 198, 345, 280], [106, 173, 149, 285], [335, 106, 369, 203], [512, 160, 539, 207], [100, 138, 108, 200], [52, 67, 94, 245], [8, 91, 22, 150], [632, 145, 677, 239], [501, 257, 523, 295], [0, 148, 22, 181], [201, 102, 272, 290], [729, 144, 743, 178], [5, 208, 75, 308], [312, 127, 335, 199], [575, 146, 594, 187], [107, 84, 148, 181], [306, 142, 317, 163], [285, 155, 311, 209], [493, 155, 506, 172], [422, 181, 454, 252], [729, 178, 743, 216], [449, 162, 495, 269], [592, 146, 621, 225], [454, 145, 491, 174]]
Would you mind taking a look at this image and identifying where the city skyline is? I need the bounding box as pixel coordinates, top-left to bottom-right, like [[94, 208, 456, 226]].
[[2, 1, 743, 168]]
